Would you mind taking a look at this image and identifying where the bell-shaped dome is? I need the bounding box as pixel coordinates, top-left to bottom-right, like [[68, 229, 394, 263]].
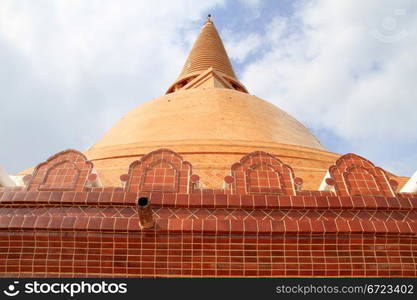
[[90, 88, 324, 150]]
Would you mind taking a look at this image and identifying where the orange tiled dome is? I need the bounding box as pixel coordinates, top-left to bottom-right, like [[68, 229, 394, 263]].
[[85, 87, 337, 188]]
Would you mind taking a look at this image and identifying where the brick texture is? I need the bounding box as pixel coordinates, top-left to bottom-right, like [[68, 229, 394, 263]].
[[329, 153, 395, 197], [231, 151, 296, 195], [126, 149, 193, 194], [0, 232, 415, 278]]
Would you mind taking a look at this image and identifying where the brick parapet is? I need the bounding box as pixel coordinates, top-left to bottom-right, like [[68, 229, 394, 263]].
[[0, 190, 416, 236], [1, 190, 416, 210]]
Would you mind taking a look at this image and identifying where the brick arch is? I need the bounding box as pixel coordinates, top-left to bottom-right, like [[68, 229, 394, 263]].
[[126, 148, 192, 193], [40, 160, 80, 190], [230, 151, 296, 195], [329, 153, 394, 197], [27, 149, 93, 191]]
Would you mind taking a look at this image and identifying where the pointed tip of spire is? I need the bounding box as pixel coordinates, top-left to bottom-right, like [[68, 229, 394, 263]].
[[177, 16, 236, 79], [165, 16, 248, 94]]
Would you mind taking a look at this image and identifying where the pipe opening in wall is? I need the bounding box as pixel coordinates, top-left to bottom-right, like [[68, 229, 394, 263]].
[[138, 197, 149, 207]]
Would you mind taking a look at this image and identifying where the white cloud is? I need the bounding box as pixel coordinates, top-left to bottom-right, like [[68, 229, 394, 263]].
[[241, 0, 417, 175], [223, 30, 262, 62], [0, 0, 224, 173]]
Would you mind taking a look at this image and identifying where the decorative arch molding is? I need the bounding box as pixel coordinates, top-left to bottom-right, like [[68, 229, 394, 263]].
[[328, 153, 395, 197], [141, 159, 179, 192], [230, 151, 296, 195], [126, 148, 193, 193], [27, 149, 93, 191], [39, 160, 80, 191]]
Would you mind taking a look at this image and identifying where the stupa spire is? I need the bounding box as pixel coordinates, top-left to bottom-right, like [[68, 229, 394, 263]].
[[179, 15, 236, 79], [166, 16, 247, 94]]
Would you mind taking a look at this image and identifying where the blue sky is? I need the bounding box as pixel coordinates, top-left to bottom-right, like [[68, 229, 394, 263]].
[[0, 0, 416, 177]]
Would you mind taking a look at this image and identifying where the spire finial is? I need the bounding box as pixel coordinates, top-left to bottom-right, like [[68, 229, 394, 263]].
[[165, 16, 249, 94]]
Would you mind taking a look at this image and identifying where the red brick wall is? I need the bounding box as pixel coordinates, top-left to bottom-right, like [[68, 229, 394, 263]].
[[0, 231, 415, 277], [0, 189, 416, 277], [1, 149, 416, 277]]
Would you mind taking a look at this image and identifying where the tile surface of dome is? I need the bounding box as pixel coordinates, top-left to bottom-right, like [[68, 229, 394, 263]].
[[90, 88, 324, 150]]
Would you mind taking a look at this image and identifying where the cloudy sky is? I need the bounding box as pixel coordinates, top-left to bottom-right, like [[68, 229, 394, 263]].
[[0, 0, 416, 177]]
